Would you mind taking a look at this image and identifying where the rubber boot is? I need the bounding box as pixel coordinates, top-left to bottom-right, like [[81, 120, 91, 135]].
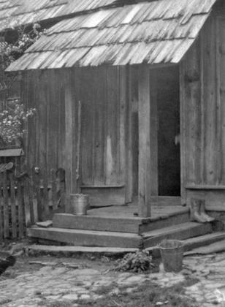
[[199, 200, 215, 222], [190, 199, 207, 223]]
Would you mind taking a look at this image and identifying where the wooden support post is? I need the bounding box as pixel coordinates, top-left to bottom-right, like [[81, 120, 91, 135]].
[[138, 65, 151, 217], [65, 69, 76, 213], [125, 67, 133, 203]]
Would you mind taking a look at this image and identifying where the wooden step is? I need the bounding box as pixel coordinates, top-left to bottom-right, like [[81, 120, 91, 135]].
[[183, 231, 225, 252], [142, 222, 213, 248], [27, 245, 139, 256], [53, 214, 142, 234], [147, 231, 225, 257], [53, 208, 190, 234], [27, 227, 142, 249], [139, 210, 189, 234]]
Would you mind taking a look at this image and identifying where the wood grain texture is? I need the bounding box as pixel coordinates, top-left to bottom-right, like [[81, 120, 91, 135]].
[[27, 227, 142, 249], [138, 65, 151, 217]]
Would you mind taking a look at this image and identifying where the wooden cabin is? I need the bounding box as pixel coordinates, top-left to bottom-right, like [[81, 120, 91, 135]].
[[5, 0, 225, 249]]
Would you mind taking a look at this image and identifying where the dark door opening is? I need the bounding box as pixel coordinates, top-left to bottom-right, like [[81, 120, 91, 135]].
[[156, 66, 181, 196]]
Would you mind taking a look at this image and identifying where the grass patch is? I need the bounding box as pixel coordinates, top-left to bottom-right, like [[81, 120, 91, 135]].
[[38, 300, 74, 307], [78, 280, 199, 307]]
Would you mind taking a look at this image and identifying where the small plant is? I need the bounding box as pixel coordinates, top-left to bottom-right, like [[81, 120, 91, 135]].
[[113, 251, 154, 273], [0, 98, 35, 145]]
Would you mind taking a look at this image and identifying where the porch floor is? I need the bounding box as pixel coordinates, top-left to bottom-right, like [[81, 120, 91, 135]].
[[87, 196, 186, 219]]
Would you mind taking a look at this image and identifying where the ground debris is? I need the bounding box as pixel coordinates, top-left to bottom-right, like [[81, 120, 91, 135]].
[[106, 250, 154, 273], [29, 260, 88, 269]]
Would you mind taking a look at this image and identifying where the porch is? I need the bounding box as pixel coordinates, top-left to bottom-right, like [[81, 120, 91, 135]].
[[28, 197, 225, 252]]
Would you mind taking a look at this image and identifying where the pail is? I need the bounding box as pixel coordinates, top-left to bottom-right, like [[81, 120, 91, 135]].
[[70, 194, 89, 215], [159, 239, 184, 273]]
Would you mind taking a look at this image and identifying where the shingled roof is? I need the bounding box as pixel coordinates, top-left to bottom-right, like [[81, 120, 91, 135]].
[[0, 0, 116, 31], [6, 0, 218, 70]]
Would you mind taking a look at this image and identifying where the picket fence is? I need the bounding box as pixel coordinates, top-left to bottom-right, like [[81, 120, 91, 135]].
[[0, 168, 65, 241]]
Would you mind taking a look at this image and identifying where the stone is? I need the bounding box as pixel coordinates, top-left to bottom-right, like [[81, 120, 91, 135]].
[[61, 294, 78, 300], [80, 294, 91, 300]]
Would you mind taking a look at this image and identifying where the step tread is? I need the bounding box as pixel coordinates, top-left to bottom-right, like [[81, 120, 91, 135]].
[[184, 231, 225, 245], [29, 227, 141, 239], [54, 213, 143, 221], [28, 227, 141, 249], [142, 222, 210, 238], [145, 232, 225, 252], [185, 239, 225, 255], [27, 245, 139, 254]]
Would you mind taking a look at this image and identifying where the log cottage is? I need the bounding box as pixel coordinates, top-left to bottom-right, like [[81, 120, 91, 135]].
[[4, 0, 225, 249]]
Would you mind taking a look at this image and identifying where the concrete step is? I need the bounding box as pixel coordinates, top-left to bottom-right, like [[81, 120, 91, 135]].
[[53, 208, 190, 235], [27, 227, 142, 249], [142, 222, 213, 248]]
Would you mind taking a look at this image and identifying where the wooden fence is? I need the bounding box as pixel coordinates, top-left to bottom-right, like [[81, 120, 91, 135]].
[[0, 168, 66, 241]]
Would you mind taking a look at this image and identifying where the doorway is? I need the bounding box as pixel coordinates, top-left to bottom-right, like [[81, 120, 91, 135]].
[[153, 66, 181, 196]]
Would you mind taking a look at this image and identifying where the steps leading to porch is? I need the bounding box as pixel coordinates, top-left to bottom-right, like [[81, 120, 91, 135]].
[[27, 219, 222, 250], [27, 231, 225, 257], [52, 208, 190, 235], [27, 227, 142, 248], [142, 222, 213, 248]]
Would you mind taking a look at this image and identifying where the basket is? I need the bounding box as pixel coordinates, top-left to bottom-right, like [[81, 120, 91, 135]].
[[159, 239, 184, 273], [70, 194, 89, 215]]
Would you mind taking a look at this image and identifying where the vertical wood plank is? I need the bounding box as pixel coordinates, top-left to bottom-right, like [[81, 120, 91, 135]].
[[0, 174, 3, 241], [94, 67, 105, 185], [202, 17, 217, 185], [217, 17, 225, 184], [138, 65, 151, 217], [33, 170, 41, 222], [119, 67, 126, 185], [51, 169, 57, 211], [215, 17, 222, 184], [125, 66, 133, 203], [17, 180, 24, 238], [9, 172, 17, 238], [3, 171, 9, 238], [179, 62, 187, 204], [64, 69, 77, 212], [23, 178, 31, 227], [149, 68, 158, 196], [30, 173, 38, 225], [40, 71, 48, 175], [199, 34, 205, 184]]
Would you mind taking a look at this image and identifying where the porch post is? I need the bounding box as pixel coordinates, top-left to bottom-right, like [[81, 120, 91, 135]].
[[64, 69, 78, 213], [138, 64, 151, 217]]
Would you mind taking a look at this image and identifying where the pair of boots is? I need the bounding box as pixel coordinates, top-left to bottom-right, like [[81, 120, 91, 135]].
[[190, 199, 215, 223]]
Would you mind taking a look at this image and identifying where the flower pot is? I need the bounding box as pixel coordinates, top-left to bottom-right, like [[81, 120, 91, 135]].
[[70, 194, 89, 215]]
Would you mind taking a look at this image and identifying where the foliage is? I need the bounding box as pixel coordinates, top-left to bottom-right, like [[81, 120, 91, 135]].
[[0, 23, 44, 145], [1, 23, 46, 69], [0, 99, 35, 144], [112, 251, 154, 273]]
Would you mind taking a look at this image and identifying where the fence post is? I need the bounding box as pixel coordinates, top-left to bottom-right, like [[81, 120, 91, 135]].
[[51, 169, 57, 211], [23, 178, 31, 227], [3, 171, 9, 238], [17, 179, 25, 238], [0, 173, 3, 241], [9, 172, 17, 238]]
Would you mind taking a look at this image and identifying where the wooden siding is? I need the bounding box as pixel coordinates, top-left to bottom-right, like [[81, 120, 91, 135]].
[[79, 66, 125, 187], [23, 69, 66, 174], [23, 66, 127, 208], [181, 11, 225, 207]]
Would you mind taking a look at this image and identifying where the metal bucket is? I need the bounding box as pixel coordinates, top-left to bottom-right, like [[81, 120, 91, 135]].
[[159, 239, 184, 273], [70, 194, 89, 215]]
